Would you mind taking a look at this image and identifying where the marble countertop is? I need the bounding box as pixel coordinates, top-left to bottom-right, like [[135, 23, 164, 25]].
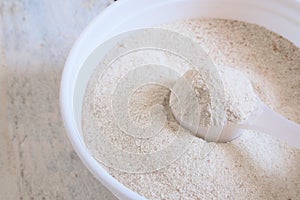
[[0, 0, 117, 199]]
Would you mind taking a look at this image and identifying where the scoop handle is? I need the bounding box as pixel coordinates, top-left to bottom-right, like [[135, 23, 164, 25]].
[[241, 102, 300, 149]]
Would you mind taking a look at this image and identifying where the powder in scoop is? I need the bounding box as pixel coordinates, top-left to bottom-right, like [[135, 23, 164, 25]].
[[170, 65, 258, 135]]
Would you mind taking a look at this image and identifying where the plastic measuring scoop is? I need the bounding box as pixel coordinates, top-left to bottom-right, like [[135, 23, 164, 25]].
[[170, 68, 300, 148]]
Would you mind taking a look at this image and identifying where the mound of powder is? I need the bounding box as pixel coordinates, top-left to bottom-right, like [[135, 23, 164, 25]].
[[82, 19, 300, 199], [169, 66, 258, 137]]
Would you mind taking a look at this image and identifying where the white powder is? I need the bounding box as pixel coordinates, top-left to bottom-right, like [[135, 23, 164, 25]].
[[82, 19, 300, 199]]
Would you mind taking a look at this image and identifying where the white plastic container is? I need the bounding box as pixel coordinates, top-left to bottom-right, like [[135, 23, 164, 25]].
[[60, 0, 300, 199]]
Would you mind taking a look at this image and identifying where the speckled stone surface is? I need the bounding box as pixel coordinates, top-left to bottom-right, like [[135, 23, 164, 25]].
[[0, 1, 117, 199]]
